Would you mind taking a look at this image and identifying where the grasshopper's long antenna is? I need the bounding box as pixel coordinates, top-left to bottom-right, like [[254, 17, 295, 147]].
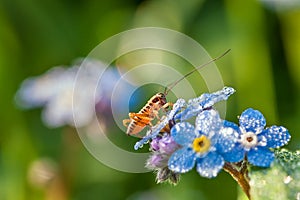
[[164, 49, 231, 95]]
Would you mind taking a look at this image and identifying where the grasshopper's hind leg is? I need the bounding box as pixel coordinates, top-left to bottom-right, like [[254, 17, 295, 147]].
[[123, 119, 131, 127]]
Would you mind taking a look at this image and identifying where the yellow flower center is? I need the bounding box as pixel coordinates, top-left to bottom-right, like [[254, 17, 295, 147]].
[[192, 135, 211, 153]]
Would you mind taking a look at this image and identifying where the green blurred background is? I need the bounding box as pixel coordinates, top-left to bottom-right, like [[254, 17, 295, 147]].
[[1, 0, 300, 199]]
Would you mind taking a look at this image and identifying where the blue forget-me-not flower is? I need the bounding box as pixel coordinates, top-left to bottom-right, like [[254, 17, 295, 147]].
[[222, 108, 291, 167], [168, 109, 238, 178]]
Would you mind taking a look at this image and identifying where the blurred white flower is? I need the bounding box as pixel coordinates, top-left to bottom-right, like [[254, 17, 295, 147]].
[[260, 0, 300, 11], [16, 59, 131, 128], [27, 158, 58, 188]]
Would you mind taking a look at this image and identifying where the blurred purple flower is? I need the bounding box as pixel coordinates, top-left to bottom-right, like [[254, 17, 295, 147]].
[[147, 134, 180, 169]]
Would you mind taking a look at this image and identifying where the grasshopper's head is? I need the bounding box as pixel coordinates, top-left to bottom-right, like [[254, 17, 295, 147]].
[[153, 93, 167, 106]]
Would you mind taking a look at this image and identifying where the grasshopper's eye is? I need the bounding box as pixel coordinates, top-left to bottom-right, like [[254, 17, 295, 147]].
[[157, 93, 165, 98]]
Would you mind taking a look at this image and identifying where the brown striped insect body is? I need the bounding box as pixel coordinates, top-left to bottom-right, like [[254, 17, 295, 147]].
[[123, 49, 231, 136], [122, 93, 172, 136]]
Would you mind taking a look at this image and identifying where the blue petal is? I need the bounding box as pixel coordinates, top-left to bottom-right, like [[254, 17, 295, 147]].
[[195, 109, 222, 137], [260, 126, 291, 148], [239, 108, 266, 133], [223, 120, 240, 133], [199, 87, 236, 109], [168, 147, 196, 173], [170, 122, 196, 146], [175, 87, 235, 121], [196, 151, 224, 178], [221, 144, 244, 163], [216, 126, 240, 153], [247, 147, 274, 167]]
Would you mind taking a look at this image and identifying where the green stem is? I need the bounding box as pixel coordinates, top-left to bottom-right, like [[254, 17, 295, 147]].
[[223, 161, 251, 200]]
